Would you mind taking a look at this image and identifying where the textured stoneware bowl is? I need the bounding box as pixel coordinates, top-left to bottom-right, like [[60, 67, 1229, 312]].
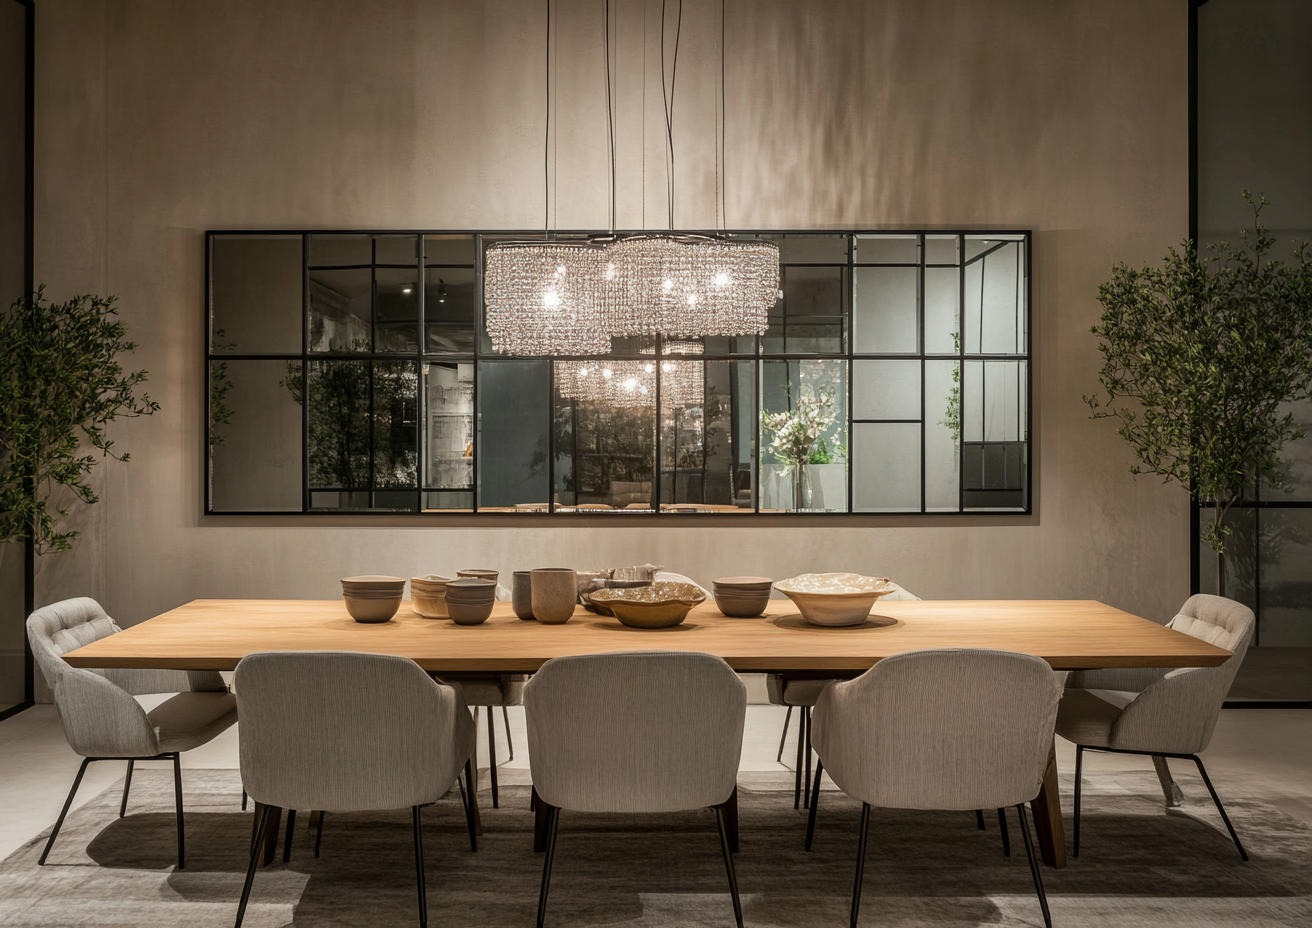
[[343, 594, 402, 623], [713, 589, 771, 618], [512, 571, 535, 620], [531, 568, 578, 624], [457, 569, 499, 584], [589, 581, 706, 629], [446, 599, 494, 625], [773, 573, 896, 627], [713, 576, 774, 589], [410, 576, 450, 618], [443, 578, 496, 604]]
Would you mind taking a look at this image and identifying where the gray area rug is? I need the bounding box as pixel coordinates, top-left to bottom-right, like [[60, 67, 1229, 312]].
[[1, 767, 1310, 927]]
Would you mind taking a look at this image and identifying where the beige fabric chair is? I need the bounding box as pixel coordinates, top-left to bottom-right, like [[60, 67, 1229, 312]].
[[524, 650, 747, 928], [433, 673, 524, 809], [1058, 593, 1254, 860], [232, 650, 477, 928], [770, 580, 921, 808], [810, 648, 1062, 928], [26, 597, 236, 869]]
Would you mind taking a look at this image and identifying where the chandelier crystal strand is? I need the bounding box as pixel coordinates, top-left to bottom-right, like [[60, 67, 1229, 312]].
[[484, 242, 611, 355], [556, 358, 655, 407]]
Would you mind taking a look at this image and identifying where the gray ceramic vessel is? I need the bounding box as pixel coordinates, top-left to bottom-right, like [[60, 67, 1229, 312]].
[[531, 568, 577, 624]]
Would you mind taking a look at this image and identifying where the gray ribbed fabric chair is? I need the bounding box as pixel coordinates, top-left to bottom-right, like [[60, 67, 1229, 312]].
[[26, 597, 236, 869], [433, 673, 524, 808], [1058, 593, 1254, 860], [525, 651, 747, 928], [232, 651, 477, 928], [810, 648, 1062, 928], [770, 581, 921, 809]]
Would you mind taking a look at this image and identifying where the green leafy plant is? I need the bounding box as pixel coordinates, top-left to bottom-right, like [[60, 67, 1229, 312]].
[[1086, 193, 1312, 595], [762, 382, 837, 509], [0, 287, 158, 552], [208, 329, 236, 447], [939, 332, 961, 443]]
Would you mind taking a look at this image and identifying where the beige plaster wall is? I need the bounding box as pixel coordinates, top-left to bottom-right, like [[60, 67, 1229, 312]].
[[32, 0, 1191, 627]]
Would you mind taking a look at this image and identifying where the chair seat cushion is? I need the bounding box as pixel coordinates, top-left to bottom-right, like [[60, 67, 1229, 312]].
[[436, 674, 525, 707], [1055, 688, 1134, 748], [148, 692, 239, 753], [781, 678, 836, 706]]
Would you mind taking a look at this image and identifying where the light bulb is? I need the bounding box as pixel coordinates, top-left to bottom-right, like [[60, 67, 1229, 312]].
[[543, 290, 561, 307], [623, 378, 637, 391], [605, 263, 616, 280], [713, 272, 729, 286], [556, 265, 566, 276], [401, 286, 412, 295], [661, 279, 674, 291], [662, 362, 673, 372], [602, 368, 613, 379], [644, 363, 654, 373], [687, 294, 698, 306], [639, 385, 648, 394], [580, 367, 590, 377]]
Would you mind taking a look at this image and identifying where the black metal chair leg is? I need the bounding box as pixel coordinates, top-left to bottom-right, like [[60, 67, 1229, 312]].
[[413, 805, 428, 928], [39, 757, 92, 865], [1073, 743, 1084, 857], [975, 809, 986, 830], [1191, 754, 1248, 861], [536, 805, 560, 928], [715, 804, 744, 928], [282, 809, 297, 863], [462, 761, 479, 852], [777, 705, 793, 763], [797, 708, 808, 808], [1016, 803, 1052, 928], [850, 802, 871, 928], [120, 760, 135, 818], [805, 760, 823, 850], [487, 706, 499, 809], [314, 811, 325, 858], [997, 807, 1011, 856], [503, 705, 514, 762], [172, 753, 186, 869], [235, 804, 273, 928], [793, 704, 805, 809]]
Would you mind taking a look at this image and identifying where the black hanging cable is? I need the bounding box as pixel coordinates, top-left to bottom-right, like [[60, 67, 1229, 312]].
[[605, 0, 615, 234], [544, 0, 551, 237], [720, 0, 727, 230], [660, 0, 683, 230]]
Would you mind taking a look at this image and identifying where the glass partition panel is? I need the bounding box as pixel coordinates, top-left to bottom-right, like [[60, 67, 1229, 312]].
[[924, 267, 960, 355], [209, 360, 303, 511], [852, 359, 920, 420], [1257, 509, 1312, 646], [424, 234, 476, 265], [925, 359, 961, 511], [553, 360, 656, 510], [374, 267, 420, 353], [477, 360, 551, 510], [764, 266, 846, 355], [854, 234, 919, 265], [964, 236, 1026, 354], [371, 360, 419, 497], [925, 234, 960, 265], [852, 422, 921, 512], [659, 359, 754, 511], [424, 361, 474, 509], [962, 359, 1027, 510], [425, 267, 476, 354], [760, 359, 847, 512], [210, 235, 302, 354], [309, 267, 371, 352], [853, 266, 917, 354]]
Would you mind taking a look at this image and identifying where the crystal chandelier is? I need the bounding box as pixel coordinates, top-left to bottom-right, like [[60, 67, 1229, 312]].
[[484, 242, 611, 356], [555, 359, 654, 407]]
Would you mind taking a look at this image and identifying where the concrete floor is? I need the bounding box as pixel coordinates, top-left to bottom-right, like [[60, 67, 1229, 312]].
[[2, 696, 1310, 864]]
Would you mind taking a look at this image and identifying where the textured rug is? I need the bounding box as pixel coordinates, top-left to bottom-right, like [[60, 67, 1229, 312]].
[[2, 767, 1310, 927]]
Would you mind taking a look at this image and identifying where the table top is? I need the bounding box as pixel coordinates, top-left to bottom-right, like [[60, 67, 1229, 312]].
[[60, 598, 1234, 674]]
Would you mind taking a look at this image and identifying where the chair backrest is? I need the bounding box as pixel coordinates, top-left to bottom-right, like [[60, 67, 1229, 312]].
[[1113, 593, 1254, 754], [811, 648, 1061, 811], [524, 650, 746, 813], [234, 651, 474, 812], [26, 597, 225, 696]]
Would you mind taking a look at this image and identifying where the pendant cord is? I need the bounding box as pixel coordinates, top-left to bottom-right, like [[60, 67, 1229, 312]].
[[544, 0, 551, 237], [605, 0, 615, 235], [661, 0, 682, 230], [720, 0, 726, 231]]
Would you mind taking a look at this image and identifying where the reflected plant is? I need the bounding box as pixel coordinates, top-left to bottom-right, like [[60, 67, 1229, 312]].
[[209, 329, 236, 447], [762, 382, 837, 475], [940, 332, 961, 444]]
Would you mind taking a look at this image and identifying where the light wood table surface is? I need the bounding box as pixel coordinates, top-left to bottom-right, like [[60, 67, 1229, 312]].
[[61, 597, 1232, 871]]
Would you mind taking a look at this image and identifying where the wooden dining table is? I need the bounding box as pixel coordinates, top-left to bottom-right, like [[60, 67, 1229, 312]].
[[62, 597, 1232, 870]]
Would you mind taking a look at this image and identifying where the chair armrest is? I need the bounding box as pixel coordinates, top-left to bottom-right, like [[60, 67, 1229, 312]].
[[1108, 666, 1226, 755], [54, 669, 160, 757]]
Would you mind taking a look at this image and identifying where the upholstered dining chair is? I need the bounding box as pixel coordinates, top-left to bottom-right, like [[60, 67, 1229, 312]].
[[769, 580, 921, 809], [809, 648, 1063, 928], [232, 650, 477, 928], [26, 597, 237, 869], [524, 650, 747, 928], [432, 673, 523, 808], [1058, 593, 1254, 860]]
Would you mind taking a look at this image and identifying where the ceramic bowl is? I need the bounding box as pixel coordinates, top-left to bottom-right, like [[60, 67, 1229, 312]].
[[588, 581, 706, 629], [446, 599, 494, 625], [713, 576, 773, 590], [443, 578, 496, 603], [713, 589, 771, 618], [342, 575, 406, 592], [457, 569, 499, 583], [773, 573, 896, 627], [342, 594, 402, 623], [410, 587, 449, 619]]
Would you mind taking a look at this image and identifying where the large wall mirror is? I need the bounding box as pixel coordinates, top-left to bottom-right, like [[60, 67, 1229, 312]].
[[206, 230, 1030, 516]]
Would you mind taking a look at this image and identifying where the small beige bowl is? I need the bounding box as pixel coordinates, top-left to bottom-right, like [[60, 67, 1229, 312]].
[[773, 573, 896, 627], [343, 594, 402, 623]]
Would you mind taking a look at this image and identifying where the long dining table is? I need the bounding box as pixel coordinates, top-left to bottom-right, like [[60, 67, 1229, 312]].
[[61, 597, 1233, 870]]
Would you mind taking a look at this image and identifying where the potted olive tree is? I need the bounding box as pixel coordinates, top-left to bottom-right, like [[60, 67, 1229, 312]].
[[1086, 193, 1312, 595]]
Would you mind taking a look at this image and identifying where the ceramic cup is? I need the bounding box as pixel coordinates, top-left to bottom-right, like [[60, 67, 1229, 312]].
[[531, 568, 577, 624], [512, 570, 535, 620], [457, 568, 499, 584]]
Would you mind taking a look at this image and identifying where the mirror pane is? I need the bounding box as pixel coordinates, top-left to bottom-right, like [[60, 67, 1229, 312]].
[[309, 267, 371, 352], [660, 359, 754, 511], [209, 360, 303, 511], [924, 267, 960, 354], [210, 235, 302, 354], [764, 266, 846, 355], [1257, 509, 1312, 646], [553, 360, 656, 511], [925, 234, 960, 265], [425, 267, 476, 354], [374, 267, 419, 353], [853, 359, 920, 420], [853, 266, 916, 354], [854, 234, 919, 265], [760, 359, 847, 512], [310, 233, 371, 267], [425, 361, 474, 495], [962, 359, 1027, 510], [424, 235, 476, 265], [925, 359, 961, 511], [477, 360, 551, 510], [852, 422, 921, 512], [964, 238, 1025, 354], [374, 234, 418, 266]]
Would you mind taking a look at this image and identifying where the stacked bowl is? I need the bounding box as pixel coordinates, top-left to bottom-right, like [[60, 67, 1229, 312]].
[[341, 575, 406, 623], [410, 575, 452, 618], [712, 576, 773, 617], [442, 578, 497, 625]]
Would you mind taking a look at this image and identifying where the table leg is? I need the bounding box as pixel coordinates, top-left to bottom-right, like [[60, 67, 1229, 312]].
[[1030, 743, 1066, 869], [1152, 754, 1185, 810], [251, 802, 282, 866]]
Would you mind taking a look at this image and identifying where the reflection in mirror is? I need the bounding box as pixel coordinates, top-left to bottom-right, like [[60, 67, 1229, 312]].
[[309, 268, 371, 352], [302, 359, 418, 511], [374, 268, 419, 353], [1256, 509, 1312, 646], [208, 360, 303, 511], [759, 233, 848, 264], [853, 266, 916, 353], [477, 361, 551, 509], [854, 234, 919, 265], [852, 422, 920, 512], [764, 266, 846, 355], [925, 234, 960, 265], [659, 359, 755, 511], [924, 267, 960, 354], [852, 359, 920, 419], [210, 235, 302, 354], [553, 360, 656, 510], [425, 362, 473, 508], [374, 234, 418, 266], [760, 359, 847, 512], [424, 235, 476, 265], [965, 236, 1025, 354], [962, 359, 1027, 510], [1199, 506, 1257, 614], [925, 360, 960, 511], [310, 233, 371, 267], [425, 267, 476, 354]]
